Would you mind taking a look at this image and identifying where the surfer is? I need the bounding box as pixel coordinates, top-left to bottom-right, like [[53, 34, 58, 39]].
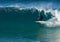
[[38, 13, 43, 21]]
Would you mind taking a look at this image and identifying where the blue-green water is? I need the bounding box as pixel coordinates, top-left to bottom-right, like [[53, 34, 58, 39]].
[[0, 7, 41, 42], [0, 7, 60, 42]]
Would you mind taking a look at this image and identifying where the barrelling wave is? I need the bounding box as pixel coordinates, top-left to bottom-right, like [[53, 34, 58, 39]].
[[0, 7, 60, 42], [0, 7, 60, 27], [0, 7, 54, 21]]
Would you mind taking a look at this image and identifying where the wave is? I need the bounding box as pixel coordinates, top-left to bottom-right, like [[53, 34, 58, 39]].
[[0, 7, 60, 42], [0, 7, 54, 21], [36, 8, 60, 27], [0, 7, 60, 27]]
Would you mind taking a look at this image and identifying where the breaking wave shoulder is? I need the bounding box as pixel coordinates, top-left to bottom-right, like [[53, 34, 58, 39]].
[[36, 8, 60, 27]]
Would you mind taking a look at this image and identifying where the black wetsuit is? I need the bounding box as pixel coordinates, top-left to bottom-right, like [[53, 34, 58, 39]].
[[38, 14, 43, 21]]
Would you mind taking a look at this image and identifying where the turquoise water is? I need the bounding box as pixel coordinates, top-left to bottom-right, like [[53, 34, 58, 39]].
[[0, 7, 60, 42], [0, 7, 41, 42]]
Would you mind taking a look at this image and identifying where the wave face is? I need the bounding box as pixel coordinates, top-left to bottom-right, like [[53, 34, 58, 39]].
[[0, 7, 60, 42], [0, 7, 39, 21], [0, 7, 56, 27], [0, 7, 41, 42], [0, 7, 54, 21]]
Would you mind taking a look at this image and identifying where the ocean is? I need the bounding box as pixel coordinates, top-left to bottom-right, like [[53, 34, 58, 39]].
[[0, 7, 40, 42], [0, 6, 60, 42]]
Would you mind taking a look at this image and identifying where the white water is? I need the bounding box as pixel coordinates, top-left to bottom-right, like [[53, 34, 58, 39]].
[[36, 8, 60, 42], [36, 8, 60, 27]]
